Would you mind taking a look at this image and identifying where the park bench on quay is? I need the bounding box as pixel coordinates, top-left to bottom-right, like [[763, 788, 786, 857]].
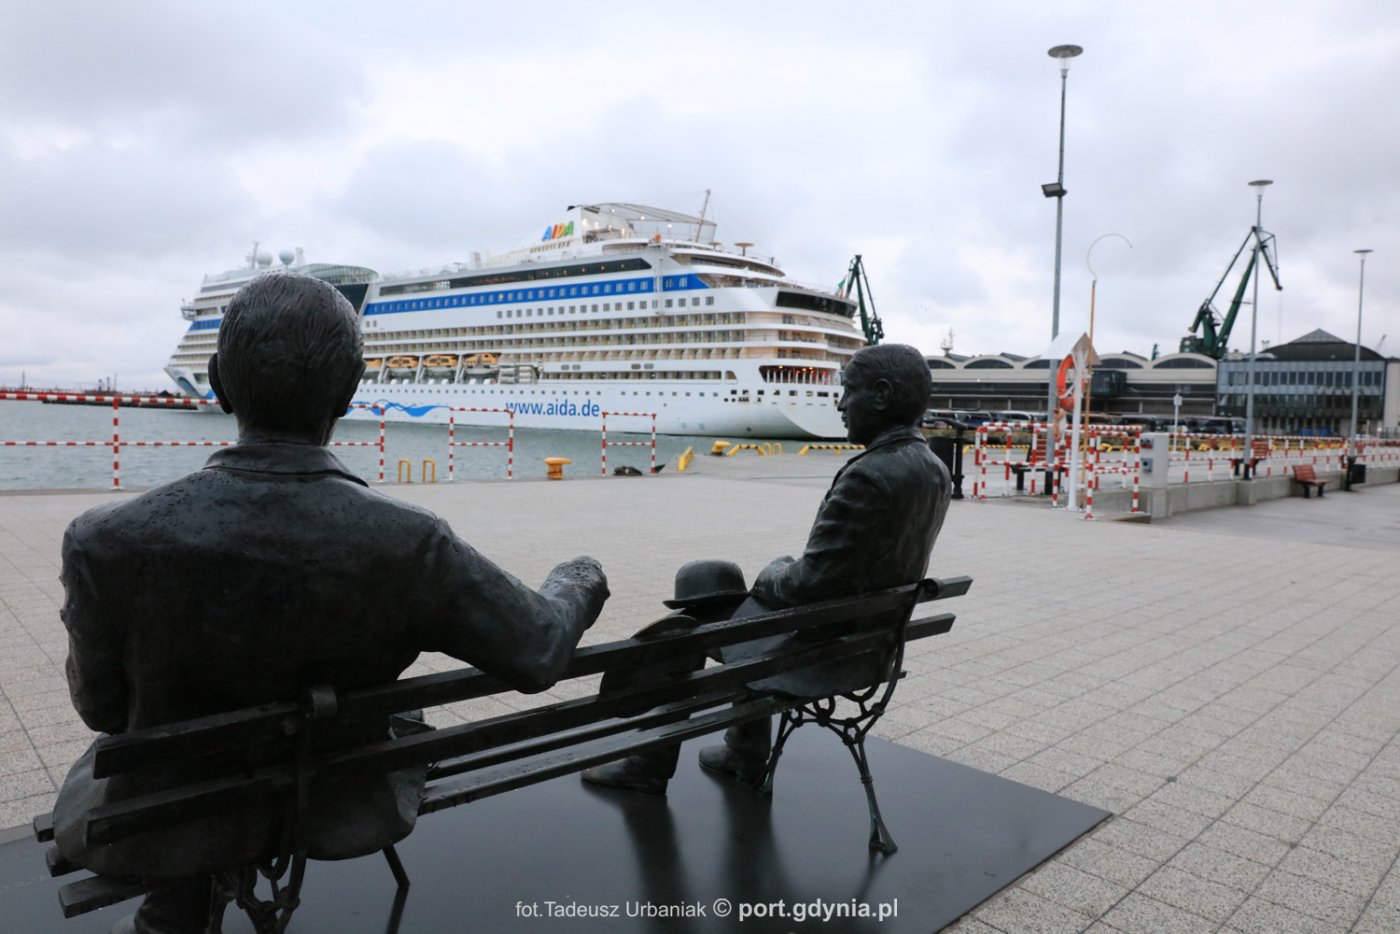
[[1293, 463, 1329, 498], [34, 575, 972, 933]]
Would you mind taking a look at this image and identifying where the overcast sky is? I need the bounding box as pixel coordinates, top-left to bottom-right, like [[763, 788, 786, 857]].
[[2, 1, 1397, 389]]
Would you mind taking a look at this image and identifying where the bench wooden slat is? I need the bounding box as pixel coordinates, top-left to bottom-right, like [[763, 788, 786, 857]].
[[45, 844, 79, 878], [33, 811, 54, 842], [905, 611, 956, 641], [425, 689, 748, 784], [57, 874, 149, 919], [421, 694, 789, 814]]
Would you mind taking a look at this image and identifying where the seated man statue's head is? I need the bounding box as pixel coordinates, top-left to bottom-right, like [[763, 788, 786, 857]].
[[208, 272, 367, 445], [837, 343, 932, 445]]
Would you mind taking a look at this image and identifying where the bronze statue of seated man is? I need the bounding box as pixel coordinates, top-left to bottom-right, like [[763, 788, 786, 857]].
[[53, 273, 610, 934], [585, 343, 951, 795]]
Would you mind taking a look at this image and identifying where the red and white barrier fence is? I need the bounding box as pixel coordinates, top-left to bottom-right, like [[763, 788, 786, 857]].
[[3, 394, 387, 488], [446, 407, 515, 481], [600, 411, 657, 477], [970, 422, 1143, 518], [1161, 433, 1400, 482]]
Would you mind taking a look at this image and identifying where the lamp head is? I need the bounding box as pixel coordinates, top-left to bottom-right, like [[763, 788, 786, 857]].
[[1048, 44, 1083, 74]]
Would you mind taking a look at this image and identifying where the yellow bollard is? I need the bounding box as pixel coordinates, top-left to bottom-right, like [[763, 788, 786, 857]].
[[422, 459, 436, 483], [678, 447, 694, 472], [545, 456, 572, 480], [710, 440, 732, 456], [397, 459, 412, 483]]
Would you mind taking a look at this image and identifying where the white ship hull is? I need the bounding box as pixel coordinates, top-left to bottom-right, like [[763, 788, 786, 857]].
[[344, 377, 843, 438], [166, 203, 865, 440]]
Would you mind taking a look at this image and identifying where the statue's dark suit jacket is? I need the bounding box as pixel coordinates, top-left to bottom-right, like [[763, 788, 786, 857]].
[[732, 425, 951, 696], [54, 442, 602, 879]]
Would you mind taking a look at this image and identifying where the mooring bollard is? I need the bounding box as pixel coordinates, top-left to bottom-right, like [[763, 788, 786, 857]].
[[545, 456, 572, 480]]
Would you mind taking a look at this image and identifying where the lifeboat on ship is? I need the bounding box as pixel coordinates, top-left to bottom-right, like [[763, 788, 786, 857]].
[[384, 356, 419, 381], [422, 353, 459, 375], [462, 352, 501, 379]]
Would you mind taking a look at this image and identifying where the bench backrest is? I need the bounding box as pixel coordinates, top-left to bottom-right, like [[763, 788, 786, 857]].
[[76, 576, 972, 849], [1294, 464, 1318, 482]]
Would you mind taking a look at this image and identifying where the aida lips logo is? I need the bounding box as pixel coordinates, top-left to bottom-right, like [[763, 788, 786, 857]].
[[541, 221, 575, 241]]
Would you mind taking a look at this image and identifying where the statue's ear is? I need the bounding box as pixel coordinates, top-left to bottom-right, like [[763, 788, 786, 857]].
[[207, 354, 234, 415], [873, 376, 894, 409]]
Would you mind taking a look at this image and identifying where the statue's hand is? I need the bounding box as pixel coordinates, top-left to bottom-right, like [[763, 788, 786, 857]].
[[758, 555, 795, 581], [553, 556, 610, 626], [751, 555, 796, 604]]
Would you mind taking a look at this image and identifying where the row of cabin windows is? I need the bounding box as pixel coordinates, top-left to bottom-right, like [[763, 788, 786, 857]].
[[496, 295, 715, 319]]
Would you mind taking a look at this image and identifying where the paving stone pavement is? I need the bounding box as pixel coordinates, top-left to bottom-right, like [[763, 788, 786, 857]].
[[1, 453, 1397, 933]]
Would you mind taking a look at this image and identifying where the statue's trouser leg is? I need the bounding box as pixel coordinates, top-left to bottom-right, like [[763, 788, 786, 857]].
[[722, 713, 773, 762], [591, 648, 706, 782], [130, 876, 213, 934]]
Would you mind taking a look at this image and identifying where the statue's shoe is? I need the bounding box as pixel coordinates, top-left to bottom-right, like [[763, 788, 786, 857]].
[[581, 757, 669, 795], [697, 744, 766, 785]]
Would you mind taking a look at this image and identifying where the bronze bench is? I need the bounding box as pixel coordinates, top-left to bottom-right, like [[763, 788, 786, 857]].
[[35, 575, 971, 933]]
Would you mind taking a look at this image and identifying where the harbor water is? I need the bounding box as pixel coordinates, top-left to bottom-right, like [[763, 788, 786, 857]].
[[0, 401, 728, 490]]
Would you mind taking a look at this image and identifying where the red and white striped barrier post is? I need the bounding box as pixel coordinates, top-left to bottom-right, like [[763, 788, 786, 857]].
[[976, 427, 987, 501], [1132, 435, 1141, 513], [600, 412, 658, 476], [1084, 465, 1095, 520], [441, 407, 514, 480], [600, 413, 608, 477], [111, 398, 121, 489]]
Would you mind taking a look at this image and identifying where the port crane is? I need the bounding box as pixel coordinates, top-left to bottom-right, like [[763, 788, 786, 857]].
[[840, 254, 884, 345], [1180, 226, 1282, 358]]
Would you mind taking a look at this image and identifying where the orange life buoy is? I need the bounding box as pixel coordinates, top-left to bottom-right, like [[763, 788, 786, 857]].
[[1056, 355, 1082, 412]]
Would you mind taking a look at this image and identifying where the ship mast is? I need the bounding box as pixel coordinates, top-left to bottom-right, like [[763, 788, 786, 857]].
[[693, 189, 711, 242]]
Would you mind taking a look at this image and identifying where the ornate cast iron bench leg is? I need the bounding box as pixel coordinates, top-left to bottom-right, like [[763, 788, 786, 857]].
[[756, 709, 804, 797], [844, 736, 897, 855], [754, 695, 899, 853]]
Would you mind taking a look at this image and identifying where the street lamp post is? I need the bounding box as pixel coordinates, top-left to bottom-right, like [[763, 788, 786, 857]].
[[1349, 248, 1373, 457], [1242, 179, 1272, 479], [1083, 233, 1133, 418], [1043, 44, 1083, 443]]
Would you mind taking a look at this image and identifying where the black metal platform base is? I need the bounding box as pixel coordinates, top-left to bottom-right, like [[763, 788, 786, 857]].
[[2, 732, 1108, 933]]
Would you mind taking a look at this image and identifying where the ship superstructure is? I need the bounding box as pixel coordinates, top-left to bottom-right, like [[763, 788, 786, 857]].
[[165, 203, 865, 438]]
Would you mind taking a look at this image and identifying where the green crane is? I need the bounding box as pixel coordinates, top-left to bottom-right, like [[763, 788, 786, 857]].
[[840, 254, 884, 346], [1180, 226, 1282, 358]]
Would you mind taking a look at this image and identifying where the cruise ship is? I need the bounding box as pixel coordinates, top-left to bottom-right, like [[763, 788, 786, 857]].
[[165, 203, 868, 438]]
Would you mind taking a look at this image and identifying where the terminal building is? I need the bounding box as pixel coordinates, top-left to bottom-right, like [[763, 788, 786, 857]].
[[925, 350, 1219, 421], [1216, 329, 1399, 436], [925, 329, 1399, 436]]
